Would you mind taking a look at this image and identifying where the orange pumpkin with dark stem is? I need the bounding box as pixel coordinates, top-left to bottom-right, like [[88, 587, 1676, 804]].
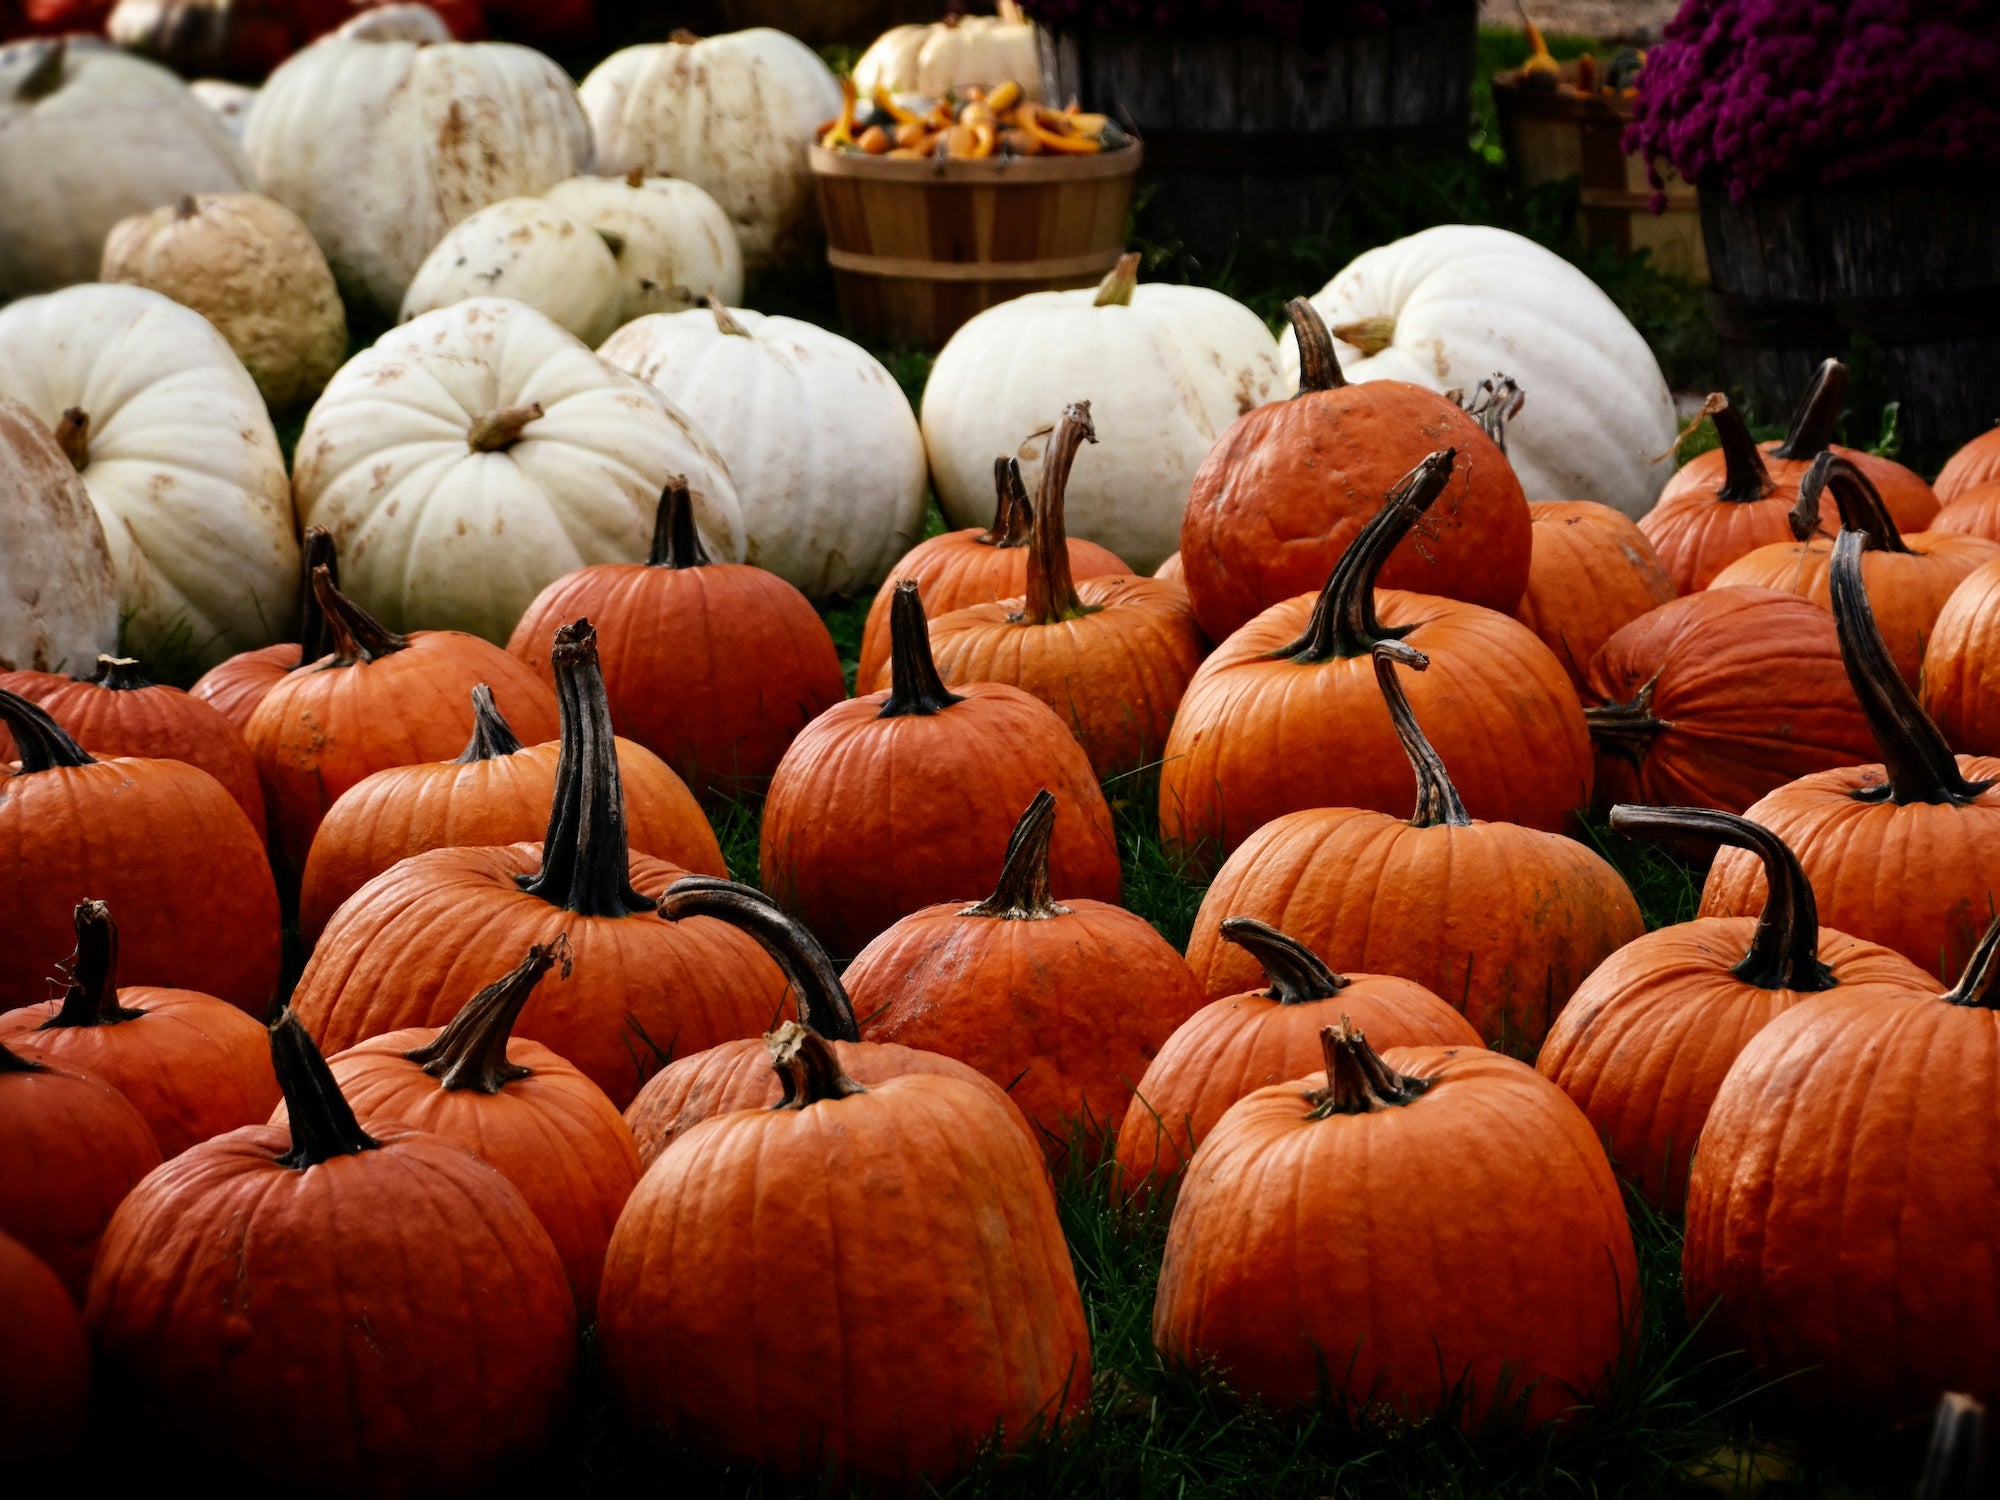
[[85, 1011, 576, 1496], [1639, 395, 1793, 594], [1537, 806, 1934, 1213], [292, 940, 638, 1320], [1115, 918, 1480, 1195], [598, 1021, 1092, 1486], [1179, 299, 1531, 643], [0, 690, 279, 1017], [1923, 556, 2000, 758], [1929, 480, 2000, 543], [1161, 450, 1592, 864], [1185, 642, 1642, 1049], [761, 581, 1121, 960], [0, 655, 263, 837], [1702, 530, 2000, 981], [291, 622, 791, 1108], [1514, 500, 1675, 690], [1683, 911, 2000, 1420], [189, 526, 339, 733], [1152, 1022, 1637, 1430], [0, 1227, 89, 1458], [0, 1041, 160, 1301], [624, 876, 1037, 1169], [1584, 586, 1876, 818], [845, 790, 1205, 1153], [298, 682, 724, 940], [1711, 453, 1996, 690], [895, 404, 1207, 779], [0, 902, 278, 1157], [1934, 422, 2000, 503], [507, 480, 845, 803], [857, 454, 1128, 690]]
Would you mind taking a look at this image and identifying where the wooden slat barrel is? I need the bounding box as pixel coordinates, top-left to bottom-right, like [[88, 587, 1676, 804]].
[[809, 144, 1141, 349]]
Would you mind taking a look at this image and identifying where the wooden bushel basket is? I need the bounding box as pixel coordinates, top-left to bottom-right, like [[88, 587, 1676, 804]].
[[809, 143, 1141, 349]]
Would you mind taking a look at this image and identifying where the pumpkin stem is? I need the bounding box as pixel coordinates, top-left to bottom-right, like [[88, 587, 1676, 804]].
[[455, 684, 525, 763], [1793, 451, 1911, 551], [1372, 640, 1474, 830], [466, 402, 543, 453], [1307, 1020, 1431, 1117], [312, 566, 408, 667], [1772, 357, 1848, 462], [1279, 449, 1455, 662], [707, 296, 752, 337], [1942, 911, 2000, 1010], [1608, 806, 1835, 992], [1917, 1392, 1987, 1500], [42, 901, 144, 1029], [518, 621, 654, 918], [877, 582, 963, 719], [646, 477, 710, 568], [1218, 917, 1348, 1003], [404, 938, 571, 1093], [53, 407, 88, 472], [625, 165, 645, 189], [1288, 298, 1349, 393], [1020, 402, 1095, 625], [659, 876, 861, 1042], [1583, 673, 1669, 765], [174, 195, 200, 220], [84, 656, 153, 691], [961, 790, 1072, 920], [977, 456, 1033, 548], [1828, 530, 1994, 808], [767, 1020, 867, 1108], [0, 689, 95, 773], [298, 527, 341, 664], [1092, 252, 1140, 308], [18, 38, 64, 102], [1705, 394, 1775, 504], [271, 1008, 379, 1169]]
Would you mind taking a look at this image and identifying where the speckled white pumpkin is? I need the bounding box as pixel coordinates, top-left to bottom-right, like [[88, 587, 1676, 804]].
[[293, 297, 746, 644], [1277, 225, 1679, 520], [601, 303, 926, 600], [545, 173, 743, 325], [852, 15, 1041, 100], [400, 197, 624, 346], [189, 78, 255, 138], [0, 394, 120, 675], [0, 284, 299, 672], [920, 258, 1281, 573], [579, 29, 841, 272]]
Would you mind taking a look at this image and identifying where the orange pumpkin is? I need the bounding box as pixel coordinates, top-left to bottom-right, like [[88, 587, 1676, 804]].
[[188, 526, 339, 733], [1935, 422, 2000, 502], [1514, 500, 1675, 689], [1929, 480, 2000, 543], [1639, 394, 1794, 594], [1115, 917, 1480, 1195], [0, 1228, 89, 1459], [1924, 555, 2000, 757]]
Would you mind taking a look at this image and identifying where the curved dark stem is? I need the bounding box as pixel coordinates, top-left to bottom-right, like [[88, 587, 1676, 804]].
[[1219, 917, 1347, 1003], [647, 477, 710, 568], [84, 656, 154, 691], [660, 876, 860, 1042], [1707, 395, 1774, 503], [1307, 1021, 1431, 1116], [1022, 402, 1095, 623], [1608, 806, 1834, 991], [1372, 640, 1472, 829], [0, 690, 95, 772], [962, 790, 1070, 920], [978, 457, 1033, 548], [43, 901, 143, 1029], [1917, 1392, 1987, 1500], [1943, 911, 2000, 1010], [272, 1008, 379, 1169], [298, 528, 340, 664], [1772, 357, 1848, 461], [1829, 530, 1993, 807], [1278, 449, 1455, 662], [1584, 675, 1669, 764], [312, 565, 407, 667], [518, 621, 652, 917], [404, 938, 571, 1092], [877, 581, 963, 719], [767, 1020, 867, 1108], [1287, 298, 1348, 393], [1793, 451, 1911, 551], [456, 684, 525, 763]]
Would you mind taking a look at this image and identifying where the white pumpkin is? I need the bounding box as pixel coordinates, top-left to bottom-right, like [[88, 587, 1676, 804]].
[[0, 394, 120, 675], [401, 198, 623, 346], [243, 34, 592, 319], [601, 302, 926, 600], [293, 297, 746, 644], [579, 29, 842, 272], [189, 79, 255, 138], [100, 191, 348, 412], [0, 285, 299, 673], [0, 39, 253, 301], [1277, 225, 1680, 520], [920, 255, 1281, 573], [853, 14, 1042, 101], [545, 172, 743, 324], [333, 2, 455, 42]]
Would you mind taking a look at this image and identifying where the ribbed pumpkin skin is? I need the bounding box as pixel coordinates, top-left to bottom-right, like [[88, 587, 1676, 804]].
[[1923, 560, 2000, 755], [1153, 1046, 1636, 1430], [1937, 428, 2000, 503], [291, 845, 792, 1107], [1186, 809, 1644, 1049], [298, 1030, 640, 1321], [1683, 994, 2000, 1419], [1929, 481, 2000, 542], [1515, 501, 1675, 690], [0, 1229, 89, 1457], [0, 988, 278, 1158], [1702, 760, 2000, 981], [1584, 588, 1876, 815], [1115, 977, 1482, 1192], [1160, 589, 1592, 862], [1536, 920, 1933, 1212], [507, 561, 845, 802], [599, 1072, 1092, 1484], [85, 1124, 577, 1497], [188, 641, 295, 732], [298, 736, 726, 939]]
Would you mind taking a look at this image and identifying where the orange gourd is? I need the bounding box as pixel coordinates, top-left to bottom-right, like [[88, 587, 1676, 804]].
[[1935, 422, 2000, 503], [1923, 555, 2000, 757], [1928, 480, 2000, 543], [1514, 500, 1675, 689]]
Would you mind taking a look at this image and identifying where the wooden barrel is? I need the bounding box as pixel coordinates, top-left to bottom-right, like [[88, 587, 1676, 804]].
[[1702, 180, 2000, 471], [810, 144, 1141, 349]]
